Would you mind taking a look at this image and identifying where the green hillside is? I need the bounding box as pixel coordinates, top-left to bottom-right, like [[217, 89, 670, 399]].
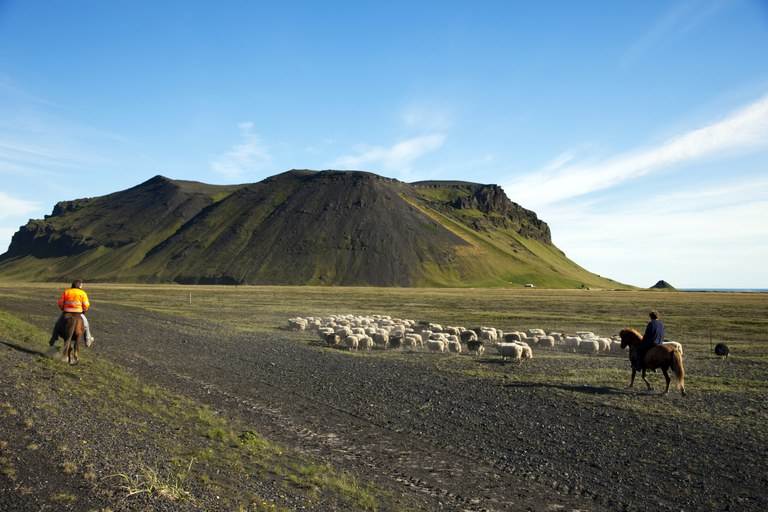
[[0, 170, 627, 288]]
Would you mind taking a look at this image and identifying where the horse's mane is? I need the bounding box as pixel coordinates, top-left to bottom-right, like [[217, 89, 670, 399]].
[[619, 328, 642, 343]]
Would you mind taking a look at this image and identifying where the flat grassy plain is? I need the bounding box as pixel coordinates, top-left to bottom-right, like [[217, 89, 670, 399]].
[[6, 283, 767, 421], [1, 283, 767, 510], [10, 282, 762, 350]]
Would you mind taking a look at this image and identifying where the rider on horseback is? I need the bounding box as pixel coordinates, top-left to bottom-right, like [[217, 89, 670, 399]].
[[631, 310, 664, 370], [49, 279, 94, 346]]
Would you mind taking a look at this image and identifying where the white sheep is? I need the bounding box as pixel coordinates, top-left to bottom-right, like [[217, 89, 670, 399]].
[[446, 335, 462, 353], [343, 335, 359, 350], [577, 339, 600, 354], [372, 332, 389, 347], [537, 336, 555, 349], [288, 318, 308, 331], [515, 342, 533, 360], [427, 339, 446, 353], [480, 329, 498, 342], [358, 336, 374, 351], [402, 336, 420, 350], [496, 342, 523, 362], [527, 328, 545, 337], [336, 327, 353, 338], [318, 327, 335, 339], [564, 336, 581, 352]]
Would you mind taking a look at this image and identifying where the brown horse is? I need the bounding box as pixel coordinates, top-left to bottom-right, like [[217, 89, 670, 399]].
[[619, 328, 686, 396], [52, 313, 86, 365]]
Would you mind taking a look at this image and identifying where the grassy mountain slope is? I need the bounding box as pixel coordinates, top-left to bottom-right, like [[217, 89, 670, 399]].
[[0, 176, 241, 281], [0, 170, 626, 288]]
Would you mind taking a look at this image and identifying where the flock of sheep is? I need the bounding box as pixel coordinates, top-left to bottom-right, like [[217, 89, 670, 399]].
[[286, 314, 631, 362]]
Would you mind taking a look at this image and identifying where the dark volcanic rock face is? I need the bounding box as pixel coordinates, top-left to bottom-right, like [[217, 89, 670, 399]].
[[143, 171, 468, 286], [412, 181, 552, 244], [1, 221, 98, 259]]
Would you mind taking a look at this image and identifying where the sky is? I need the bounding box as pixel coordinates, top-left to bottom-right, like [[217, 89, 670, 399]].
[[1, 0, 767, 288]]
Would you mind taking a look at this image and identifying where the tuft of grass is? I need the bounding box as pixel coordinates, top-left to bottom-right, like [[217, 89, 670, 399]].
[[283, 462, 379, 511], [50, 492, 77, 504], [106, 458, 196, 502], [0, 402, 19, 416], [1, 456, 17, 481], [61, 461, 78, 475]]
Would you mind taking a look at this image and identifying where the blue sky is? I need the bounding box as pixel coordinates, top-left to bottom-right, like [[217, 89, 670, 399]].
[[1, 0, 767, 287]]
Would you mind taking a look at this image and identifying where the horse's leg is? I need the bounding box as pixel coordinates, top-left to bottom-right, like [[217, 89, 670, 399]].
[[62, 319, 75, 363], [62, 338, 71, 363], [661, 367, 671, 394], [627, 368, 636, 388], [71, 322, 83, 365], [641, 369, 653, 391]]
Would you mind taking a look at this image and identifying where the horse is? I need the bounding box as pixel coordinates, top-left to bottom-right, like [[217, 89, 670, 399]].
[[52, 313, 87, 365], [619, 328, 686, 396]]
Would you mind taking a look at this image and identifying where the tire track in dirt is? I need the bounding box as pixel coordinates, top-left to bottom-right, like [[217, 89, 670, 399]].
[[128, 351, 589, 512]]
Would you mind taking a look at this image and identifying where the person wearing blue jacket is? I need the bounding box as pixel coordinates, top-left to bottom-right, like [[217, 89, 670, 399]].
[[631, 310, 665, 370]]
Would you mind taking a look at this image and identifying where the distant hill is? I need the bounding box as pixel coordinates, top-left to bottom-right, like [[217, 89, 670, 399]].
[[650, 280, 676, 290], [0, 170, 626, 288]]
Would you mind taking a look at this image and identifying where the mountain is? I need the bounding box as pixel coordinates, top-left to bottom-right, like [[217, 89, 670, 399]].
[[0, 170, 625, 288], [650, 280, 676, 290]]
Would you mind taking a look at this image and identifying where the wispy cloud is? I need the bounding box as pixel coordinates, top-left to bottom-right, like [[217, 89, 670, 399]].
[[0, 139, 105, 175], [333, 133, 446, 172], [401, 104, 453, 132], [505, 93, 768, 208], [621, 0, 726, 67], [210, 122, 271, 178], [542, 178, 768, 287], [0, 191, 39, 220]]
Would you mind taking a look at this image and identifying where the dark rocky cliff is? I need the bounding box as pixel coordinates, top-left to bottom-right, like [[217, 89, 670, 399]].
[[411, 181, 551, 244]]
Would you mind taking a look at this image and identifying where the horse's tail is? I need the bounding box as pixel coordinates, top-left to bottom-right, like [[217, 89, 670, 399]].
[[671, 347, 686, 396], [64, 317, 76, 343]]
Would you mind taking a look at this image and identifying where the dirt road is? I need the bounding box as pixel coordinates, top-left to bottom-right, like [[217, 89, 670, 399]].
[[3, 298, 767, 511]]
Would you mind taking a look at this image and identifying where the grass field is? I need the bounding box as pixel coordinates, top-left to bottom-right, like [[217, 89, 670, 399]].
[[5, 282, 765, 350]]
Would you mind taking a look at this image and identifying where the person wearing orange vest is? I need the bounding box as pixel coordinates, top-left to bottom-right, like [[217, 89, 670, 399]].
[[49, 279, 94, 346]]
